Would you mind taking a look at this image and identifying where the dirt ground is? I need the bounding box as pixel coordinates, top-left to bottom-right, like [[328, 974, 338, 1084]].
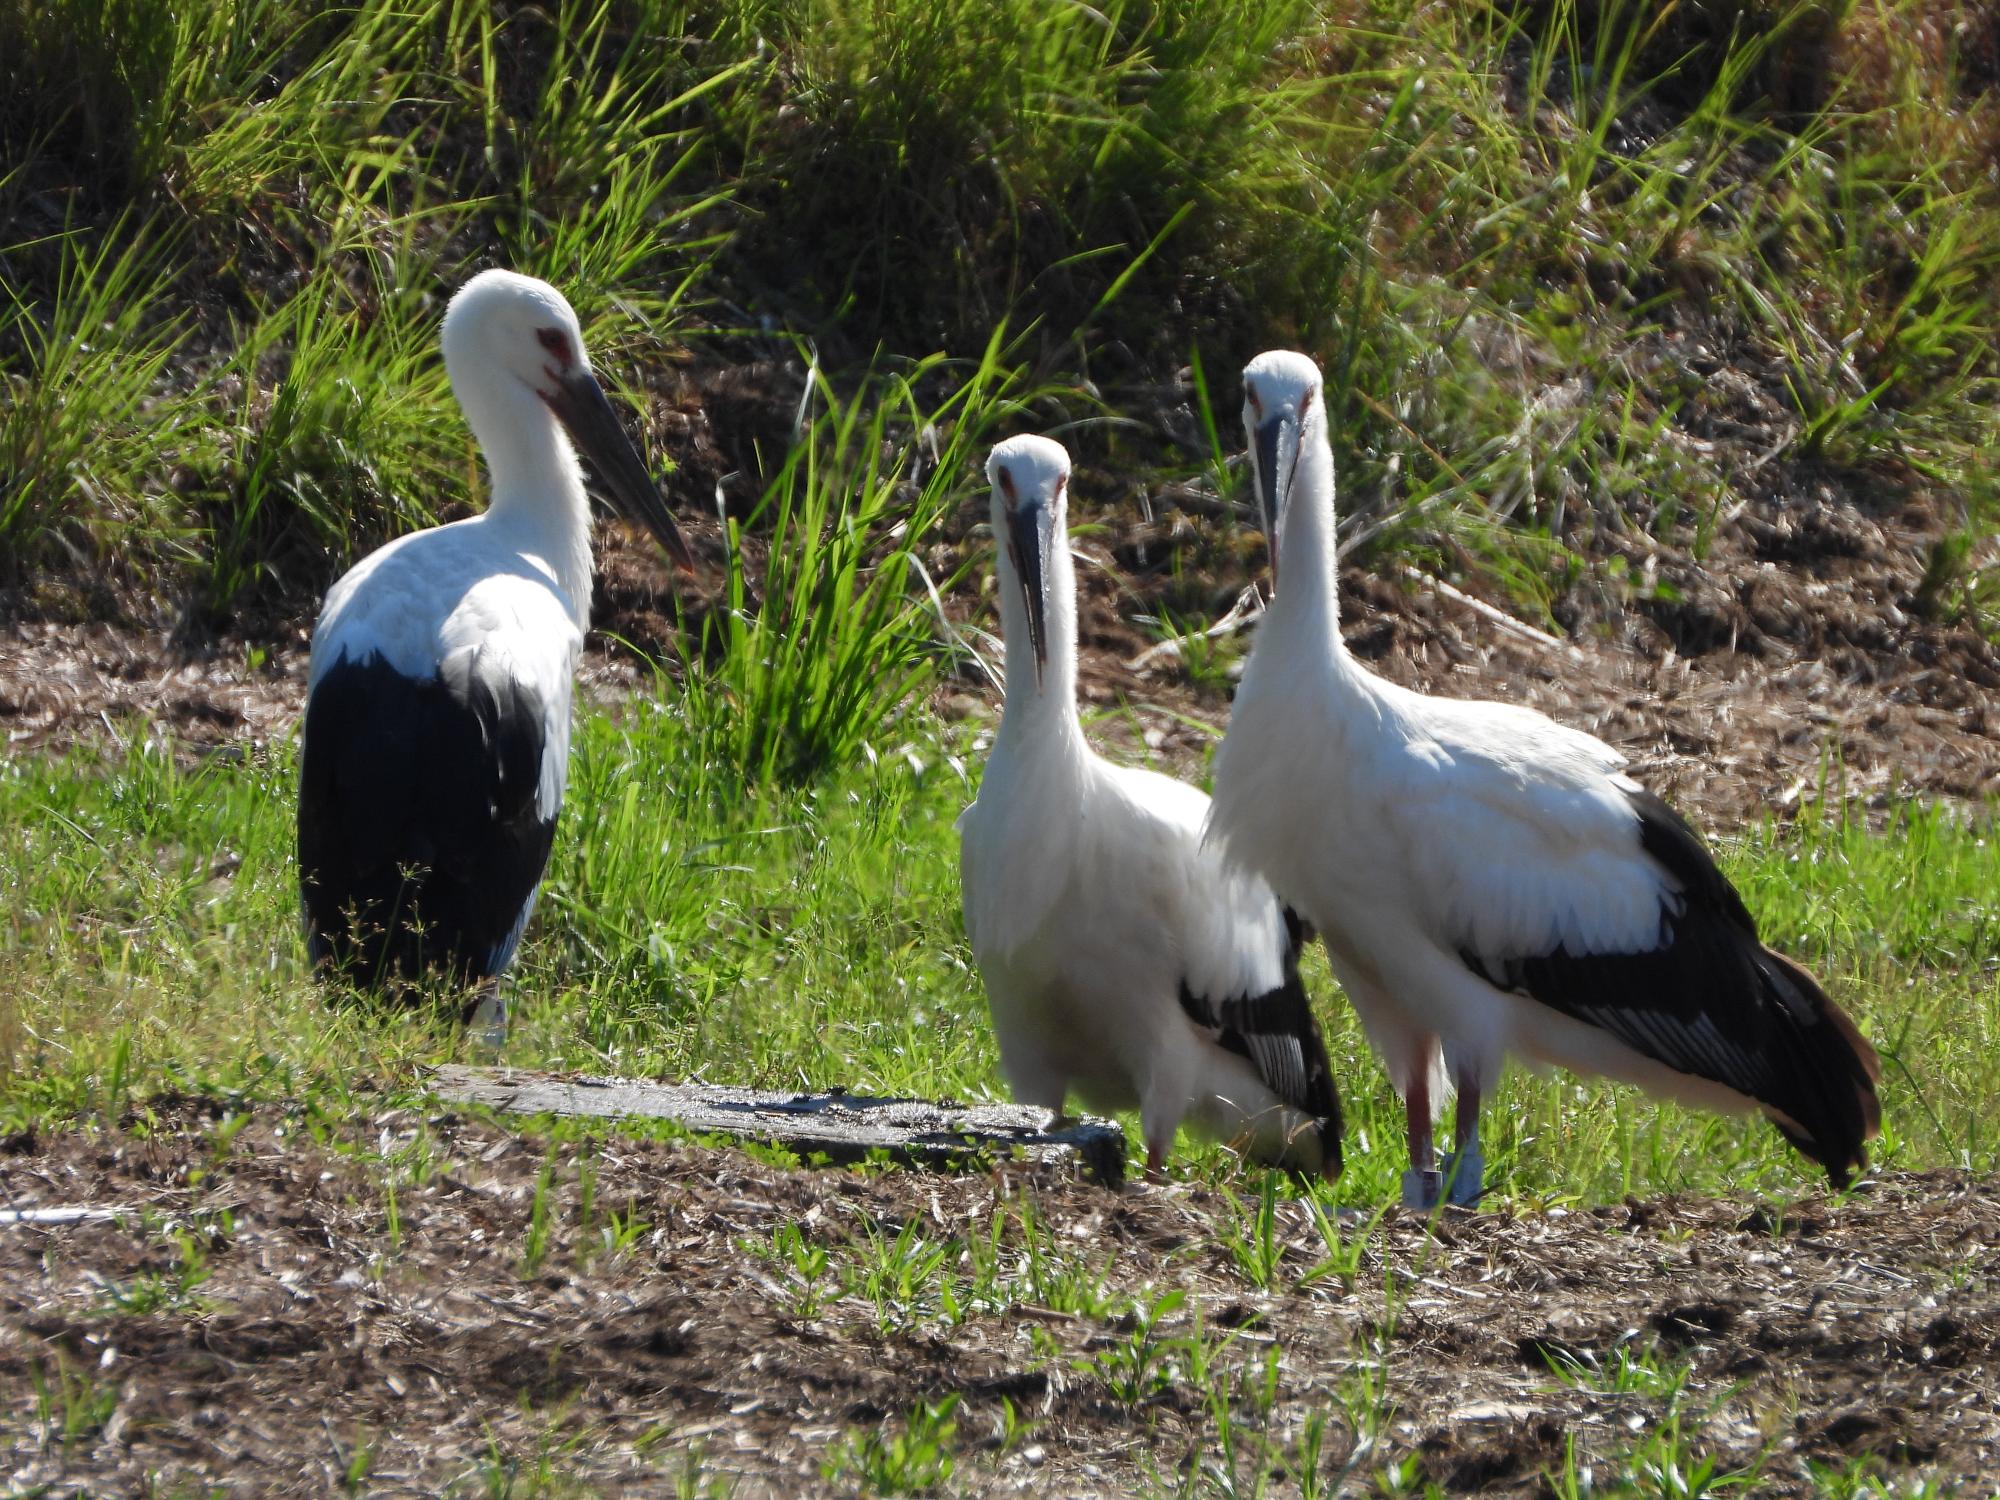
[[0, 1100, 1993, 1496]]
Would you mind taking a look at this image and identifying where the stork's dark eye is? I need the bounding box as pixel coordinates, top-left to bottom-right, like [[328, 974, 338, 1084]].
[[1247, 388, 1262, 416], [536, 327, 575, 370], [1300, 387, 1315, 414], [996, 466, 1017, 503]]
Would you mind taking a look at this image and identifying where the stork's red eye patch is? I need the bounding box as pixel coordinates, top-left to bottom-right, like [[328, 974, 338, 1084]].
[[536, 327, 575, 369]]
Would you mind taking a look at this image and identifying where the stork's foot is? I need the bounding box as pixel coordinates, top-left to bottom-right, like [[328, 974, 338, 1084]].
[[1400, 1166, 1443, 1210], [1440, 1143, 1485, 1207]]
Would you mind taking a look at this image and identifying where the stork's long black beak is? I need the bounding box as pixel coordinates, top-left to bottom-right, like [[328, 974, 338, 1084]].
[[547, 368, 695, 572], [1252, 413, 1299, 590], [1006, 499, 1055, 691]]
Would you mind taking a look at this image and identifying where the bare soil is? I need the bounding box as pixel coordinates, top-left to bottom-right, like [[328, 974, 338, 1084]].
[[0, 1101, 1993, 1496]]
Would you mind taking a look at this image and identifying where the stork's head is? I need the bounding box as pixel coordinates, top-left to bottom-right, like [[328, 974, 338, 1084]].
[[987, 434, 1070, 692], [1241, 350, 1324, 588], [442, 269, 692, 568]]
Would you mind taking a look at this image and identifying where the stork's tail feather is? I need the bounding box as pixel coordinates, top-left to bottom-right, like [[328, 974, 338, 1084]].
[[1753, 946, 1881, 1189], [1617, 786, 1881, 1187], [1281, 906, 1340, 1180], [1181, 933, 1344, 1181], [1295, 1001, 1344, 1183]]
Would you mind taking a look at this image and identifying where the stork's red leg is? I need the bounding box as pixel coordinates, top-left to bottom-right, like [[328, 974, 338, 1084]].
[[1400, 1048, 1443, 1209], [1405, 1065, 1433, 1171], [1442, 1065, 1485, 1207]]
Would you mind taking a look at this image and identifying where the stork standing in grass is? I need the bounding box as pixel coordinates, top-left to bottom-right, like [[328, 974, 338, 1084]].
[[957, 434, 1342, 1177], [1207, 350, 1881, 1208], [298, 269, 691, 1027]]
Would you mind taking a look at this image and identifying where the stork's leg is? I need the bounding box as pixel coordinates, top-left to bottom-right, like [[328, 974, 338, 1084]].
[[1137, 1103, 1175, 1181], [1441, 1069, 1484, 1207], [1138, 1039, 1202, 1184], [1400, 1058, 1442, 1210], [465, 980, 509, 1055], [997, 1032, 1068, 1117], [1139, 1096, 1181, 1183]]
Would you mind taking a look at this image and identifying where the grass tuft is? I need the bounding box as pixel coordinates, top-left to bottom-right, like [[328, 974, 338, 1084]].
[[0, 214, 197, 575]]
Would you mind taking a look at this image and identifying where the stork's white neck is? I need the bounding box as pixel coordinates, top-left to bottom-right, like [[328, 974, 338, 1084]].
[[994, 525, 1086, 757], [1268, 419, 1349, 667], [459, 372, 595, 632], [970, 519, 1091, 960]]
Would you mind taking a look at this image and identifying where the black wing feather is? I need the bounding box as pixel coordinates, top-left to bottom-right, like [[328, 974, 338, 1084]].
[[1461, 787, 1881, 1186], [298, 649, 560, 995], [1179, 906, 1343, 1177]]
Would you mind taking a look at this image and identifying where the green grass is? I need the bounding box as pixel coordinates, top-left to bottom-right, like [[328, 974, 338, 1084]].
[[678, 334, 1051, 787], [0, 212, 198, 567], [1, 706, 1995, 1202], [821, 1394, 960, 1495], [2, 0, 1997, 614], [28, 1355, 120, 1453]]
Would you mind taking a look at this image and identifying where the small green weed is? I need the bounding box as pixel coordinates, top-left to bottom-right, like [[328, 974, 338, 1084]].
[[845, 1215, 953, 1336], [337, 1426, 377, 1491], [748, 1221, 836, 1322], [1085, 1288, 1194, 1406], [1299, 1192, 1383, 1295], [1220, 1173, 1288, 1291], [31, 1355, 120, 1452], [518, 1150, 560, 1278], [1010, 1197, 1118, 1320], [93, 1223, 216, 1318], [821, 1394, 960, 1496], [1543, 1342, 1694, 1402], [1806, 1457, 1948, 1499]]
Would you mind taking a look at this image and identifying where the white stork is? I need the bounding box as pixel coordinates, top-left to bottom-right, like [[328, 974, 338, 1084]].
[[957, 434, 1342, 1177], [1207, 350, 1881, 1208], [297, 269, 690, 1024]]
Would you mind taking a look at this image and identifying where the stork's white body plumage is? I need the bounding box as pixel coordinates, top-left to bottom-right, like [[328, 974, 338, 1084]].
[[959, 436, 1340, 1176], [1213, 639, 1755, 1124], [1209, 351, 1879, 1206], [298, 270, 688, 1011]]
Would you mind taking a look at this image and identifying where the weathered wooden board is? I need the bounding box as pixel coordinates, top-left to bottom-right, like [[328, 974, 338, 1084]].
[[429, 1065, 1126, 1186], [0, 1207, 132, 1227]]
